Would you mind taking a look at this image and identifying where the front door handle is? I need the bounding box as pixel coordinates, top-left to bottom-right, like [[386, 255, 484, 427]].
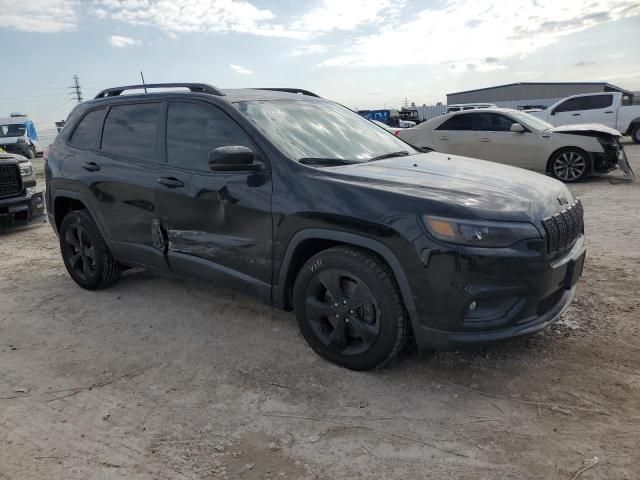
[[479, 137, 491, 142], [572, 113, 581, 116], [82, 162, 101, 172], [604, 111, 613, 114], [157, 177, 184, 188], [438, 136, 449, 140]]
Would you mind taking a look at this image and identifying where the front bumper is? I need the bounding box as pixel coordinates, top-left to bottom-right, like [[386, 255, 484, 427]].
[[0, 187, 45, 225], [407, 234, 586, 350]]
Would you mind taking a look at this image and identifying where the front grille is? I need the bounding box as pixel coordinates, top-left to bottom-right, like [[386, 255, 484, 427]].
[[538, 288, 565, 315], [0, 164, 22, 197], [542, 200, 584, 254]]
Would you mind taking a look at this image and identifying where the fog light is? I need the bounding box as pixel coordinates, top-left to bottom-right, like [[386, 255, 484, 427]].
[[468, 301, 477, 311]]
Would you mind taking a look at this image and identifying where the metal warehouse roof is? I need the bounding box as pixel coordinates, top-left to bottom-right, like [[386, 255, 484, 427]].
[[447, 82, 633, 96]]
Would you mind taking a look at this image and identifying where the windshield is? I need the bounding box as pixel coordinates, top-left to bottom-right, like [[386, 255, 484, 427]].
[[235, 100, 417, 163], [509, 111, 554, 131], [0, 124, 26, 138]]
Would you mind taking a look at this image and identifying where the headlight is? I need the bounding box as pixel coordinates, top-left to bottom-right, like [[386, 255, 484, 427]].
[[19, 161, 33, 177], [423, 216, 541, 247]]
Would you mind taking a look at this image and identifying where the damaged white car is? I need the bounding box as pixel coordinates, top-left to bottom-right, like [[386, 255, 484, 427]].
[[397, 108, 633, 183]]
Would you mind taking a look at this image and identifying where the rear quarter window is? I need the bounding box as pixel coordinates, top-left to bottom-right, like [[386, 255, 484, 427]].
[[436, 114, 473, 131], [69, 109, 106, 150]]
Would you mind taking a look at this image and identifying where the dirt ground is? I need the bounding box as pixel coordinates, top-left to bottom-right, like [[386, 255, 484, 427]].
[[1, 143, 639, 480]]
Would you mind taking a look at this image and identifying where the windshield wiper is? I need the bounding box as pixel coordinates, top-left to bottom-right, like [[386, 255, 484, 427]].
[[299, 158, 360, 166], [368, 151, 411, 162]]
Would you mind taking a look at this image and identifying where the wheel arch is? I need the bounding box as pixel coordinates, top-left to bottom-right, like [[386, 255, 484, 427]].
[[52, 190, 109, 240], [274, 229, 420, 329]]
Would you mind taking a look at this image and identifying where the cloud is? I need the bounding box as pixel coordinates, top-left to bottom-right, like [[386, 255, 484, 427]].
[[291, 0, 396, 33], [109, 35, 141, 47], [574, 60, 596, 66], [0, 0, 77, 32], [290, 44, 330, 56], [92, 0, 306, 38], [318, 0, 640, 68], [229, 64, 254, 75]]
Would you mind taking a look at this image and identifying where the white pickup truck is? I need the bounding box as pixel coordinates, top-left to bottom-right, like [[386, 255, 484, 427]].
[[532, 92, 640, 143]]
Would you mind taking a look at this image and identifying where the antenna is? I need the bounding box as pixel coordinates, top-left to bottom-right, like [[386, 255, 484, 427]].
[[140, 71, 148, 93]]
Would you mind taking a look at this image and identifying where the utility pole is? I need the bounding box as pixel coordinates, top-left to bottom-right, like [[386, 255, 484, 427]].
[[70, 75, 83, 103]]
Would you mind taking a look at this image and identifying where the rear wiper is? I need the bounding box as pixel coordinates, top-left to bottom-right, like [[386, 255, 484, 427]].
[[368, 151, 411, 162], [299, 157, 360, 166]]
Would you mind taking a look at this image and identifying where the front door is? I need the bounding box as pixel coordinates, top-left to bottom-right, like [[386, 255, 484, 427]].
[[157, 100, 273, 299], [473, 112, 540, 169]]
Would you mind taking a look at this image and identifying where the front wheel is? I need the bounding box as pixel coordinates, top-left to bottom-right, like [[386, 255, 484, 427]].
[[293, 246, 408, 370], [631, 124, 640, 144], [549, 148, 589, 183], [59, 210, 120, 290], [25, 145, 35, 159]]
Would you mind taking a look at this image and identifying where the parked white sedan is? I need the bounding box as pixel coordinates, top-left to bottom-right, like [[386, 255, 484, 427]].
[[397, 108, 626, 182]]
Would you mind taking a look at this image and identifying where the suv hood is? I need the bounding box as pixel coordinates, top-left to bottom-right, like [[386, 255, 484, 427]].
[[324, 152, 574, 223], [548, 123, 621, 137]]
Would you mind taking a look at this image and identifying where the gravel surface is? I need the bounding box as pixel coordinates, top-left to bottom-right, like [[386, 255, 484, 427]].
[[1, 143, 639, 479]]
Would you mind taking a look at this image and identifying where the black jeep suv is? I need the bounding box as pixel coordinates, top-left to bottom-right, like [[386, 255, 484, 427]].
[[45, 83, 586, 370]]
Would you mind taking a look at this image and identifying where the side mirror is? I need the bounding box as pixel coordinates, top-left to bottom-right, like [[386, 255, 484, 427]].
[[550, 109, 557, 116], [208, 146, 261, 172], [510, 123, 525, 133]]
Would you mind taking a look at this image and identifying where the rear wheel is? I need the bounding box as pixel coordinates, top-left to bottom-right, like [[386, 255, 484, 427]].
[[59, 210, 120, 290], [549, 148, 589, 183], [293, 246, 408, 370], [631, 124, 640, 144]]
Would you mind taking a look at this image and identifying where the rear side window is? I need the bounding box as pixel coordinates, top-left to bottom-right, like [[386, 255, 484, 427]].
[[475, 113, 516, 132], [69, 109, 105, 149], [166, 102, 252, 171], [554, 97, 583, 113], [582, 94, 613, 110], [436, 114, 473, 131], [101, 103, 161, 161]]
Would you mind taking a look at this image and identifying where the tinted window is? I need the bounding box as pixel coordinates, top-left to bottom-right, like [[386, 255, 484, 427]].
[[554, 97, 583, 113], [582, 94, 613, 110], [475, 113, 516, 132], [436, 114, 473, 131], [101, 103, 161, 161], [70, 109, 105, 149], [167, 102, 253, 171]]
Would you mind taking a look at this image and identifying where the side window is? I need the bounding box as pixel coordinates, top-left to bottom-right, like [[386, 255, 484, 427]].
[[101, 103, 161, 161], [475, 113, 515, 132], [582, 94, 613, 110], [166, 102, 253, 171], [553, 97, 584, 113], [436, 114, 473, 131], [69, 109, 105, 150]]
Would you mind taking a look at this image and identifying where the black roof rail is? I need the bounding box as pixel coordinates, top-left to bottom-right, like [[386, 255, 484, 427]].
[[254, 88, 321, 98], [94, 83, 224, 99]]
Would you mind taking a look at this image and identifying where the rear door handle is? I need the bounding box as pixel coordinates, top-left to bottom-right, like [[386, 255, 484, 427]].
[[572, 113, 581, 116], [604, 111, 613, 114], [479, 137, 491, 142], [157, 177, 184, 188], [438, 136, 449, 140], [82, 162, 101, 172]]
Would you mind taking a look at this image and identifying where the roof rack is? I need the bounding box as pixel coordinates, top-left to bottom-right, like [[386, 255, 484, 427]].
[[94, 83, 224, 99], [254, 88, 321, 98]]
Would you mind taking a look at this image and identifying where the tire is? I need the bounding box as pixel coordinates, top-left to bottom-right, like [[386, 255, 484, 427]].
[[25, 146, 35, 159], [548, 148, 589, 183], [292, 246, 408, 370], [59, 210, 120, 290], [631, 124, 640, 144]]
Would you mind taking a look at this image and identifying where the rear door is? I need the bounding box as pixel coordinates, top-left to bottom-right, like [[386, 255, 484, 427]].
[[157, 100, 273, 297], [473, 112, 540, 168], [577, 94, 616, 128], [432, 113, 476, 157], [80, 101, 169, 270]]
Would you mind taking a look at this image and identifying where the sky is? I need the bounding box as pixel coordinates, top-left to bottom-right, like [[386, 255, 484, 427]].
[[0, 0, 639, 137]]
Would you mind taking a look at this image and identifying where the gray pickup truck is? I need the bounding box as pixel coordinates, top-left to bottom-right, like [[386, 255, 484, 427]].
[[0, 152, 45, 226]]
